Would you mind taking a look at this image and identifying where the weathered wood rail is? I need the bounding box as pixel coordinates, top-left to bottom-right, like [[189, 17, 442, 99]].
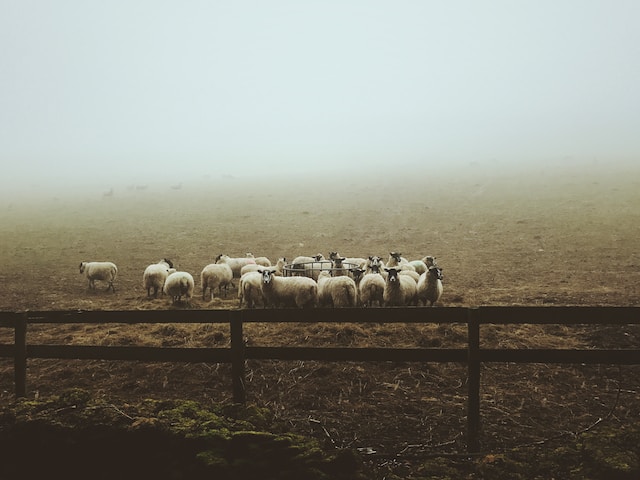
[[0, 306, 639, 453]]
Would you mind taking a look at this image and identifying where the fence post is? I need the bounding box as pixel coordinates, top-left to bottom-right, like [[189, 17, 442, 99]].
[[14, 313, 27, 398], [230, 310, 246, 404], [467, 307, 481, 453]]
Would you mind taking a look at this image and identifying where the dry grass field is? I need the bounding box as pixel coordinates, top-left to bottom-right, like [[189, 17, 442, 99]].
[[1, 161, 639, 477]]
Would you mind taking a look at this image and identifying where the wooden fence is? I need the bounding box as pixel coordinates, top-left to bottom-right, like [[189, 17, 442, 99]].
[[0, 306, 639, 453]]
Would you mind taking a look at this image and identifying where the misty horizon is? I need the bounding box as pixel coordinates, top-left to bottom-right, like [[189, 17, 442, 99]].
[[2, 2, 639, 200]]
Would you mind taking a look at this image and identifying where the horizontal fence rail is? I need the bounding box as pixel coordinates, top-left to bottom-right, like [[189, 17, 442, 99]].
[[0, 306, 638, 453]]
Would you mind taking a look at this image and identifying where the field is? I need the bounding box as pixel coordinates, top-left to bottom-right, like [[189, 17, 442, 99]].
[[1, 161, 639, 477]]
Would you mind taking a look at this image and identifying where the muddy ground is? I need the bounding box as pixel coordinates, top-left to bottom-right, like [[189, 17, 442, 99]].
[[1, 161, 639, 478]]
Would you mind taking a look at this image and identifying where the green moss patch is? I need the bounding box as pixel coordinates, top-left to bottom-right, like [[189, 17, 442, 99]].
[[0, 388, 367, 480]]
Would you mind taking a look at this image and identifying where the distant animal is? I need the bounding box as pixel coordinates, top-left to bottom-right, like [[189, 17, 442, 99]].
[[79, 261, 118, 292]]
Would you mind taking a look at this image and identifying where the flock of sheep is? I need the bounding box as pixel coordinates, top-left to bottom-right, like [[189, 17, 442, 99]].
[[78, 251, 444, 308]]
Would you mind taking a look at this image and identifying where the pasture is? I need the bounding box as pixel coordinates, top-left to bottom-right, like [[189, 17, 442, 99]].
[[1, 161, 639, 477]]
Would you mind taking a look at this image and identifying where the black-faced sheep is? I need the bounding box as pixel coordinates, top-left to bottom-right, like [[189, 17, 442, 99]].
[[142, 258, 174, 298], [383, 267, 418, 306], [259, 269, 318, 308], [417, 265, 443, 306], [79, 261, 118, 292], [316, 270, 358, 307]]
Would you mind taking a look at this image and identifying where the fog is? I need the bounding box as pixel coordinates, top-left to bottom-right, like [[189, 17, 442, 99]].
[[2, 1, 639, 201]]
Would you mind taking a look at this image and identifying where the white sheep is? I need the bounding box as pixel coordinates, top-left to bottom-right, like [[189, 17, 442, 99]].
[[364, 255, 385, 275], [200, 263, 234, 300], [316, 270, 358, 307], [142, 258, 174, 297], [79, 261, 118, 292], [408, 256, 437, 275], [329, 252, 367, 269], [259, 269, 318, 308], [386, 251, 409, 268], [163, 271, 195, 304], [288, 253, 324, 276], [238, 271, 264, 308], [215, 254, 256, 280], [399, 269, 420, 283], [247, 253, 272, 267], [240, 257, 286, 277], [356, 271, 386, 307], [383, 267, 418, 306], [417, 265, 444, 306]]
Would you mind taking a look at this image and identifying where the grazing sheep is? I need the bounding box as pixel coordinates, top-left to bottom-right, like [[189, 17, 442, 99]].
[[357, 272, 386, 307], [317, 270, 358, 307], [201, 263, 234, 300], [383, 267, 418, 306], [259, 269, 318, 308], [215, 254, 256, 279], [238, 271, 264, 308], [417, 266, 444, 306], [143, 258, 174, 297], [163, 271, 195, 304], [79, 261, 118, 292]]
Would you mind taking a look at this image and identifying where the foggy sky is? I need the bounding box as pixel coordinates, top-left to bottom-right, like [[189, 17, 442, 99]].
[[2, 1, 639, 195]]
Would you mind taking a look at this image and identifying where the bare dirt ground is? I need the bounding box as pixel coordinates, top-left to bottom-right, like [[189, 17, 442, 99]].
[[1, 161, 639, 478]]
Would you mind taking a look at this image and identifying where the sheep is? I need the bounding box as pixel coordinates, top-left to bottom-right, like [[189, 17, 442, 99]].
[[316, 270, 358, 307], [238, 271, 264, 308], [364, 256, 384, 275], [408, 256, 437, 275], [330, 256, 348, 277], [200, 263, 234, 300], [399, 269, 420, 283], [163, 271, 195, 304], [383, 267, 418, 306], [259, 269, 318, 308], [142, 258, 174, 297], [247, 253, 272, 267], [408, 260, 428, 275], [417, 265, 444, 306], [329, 252, 367, 269], [79, 261, 118, 292], [215, 254, 256, 280], [422, 256, 438, 268], [289, 253, 325, 277], [357, 271, 386, 307], [386, 251, 409, 268], [240, 257, 286, 277]]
